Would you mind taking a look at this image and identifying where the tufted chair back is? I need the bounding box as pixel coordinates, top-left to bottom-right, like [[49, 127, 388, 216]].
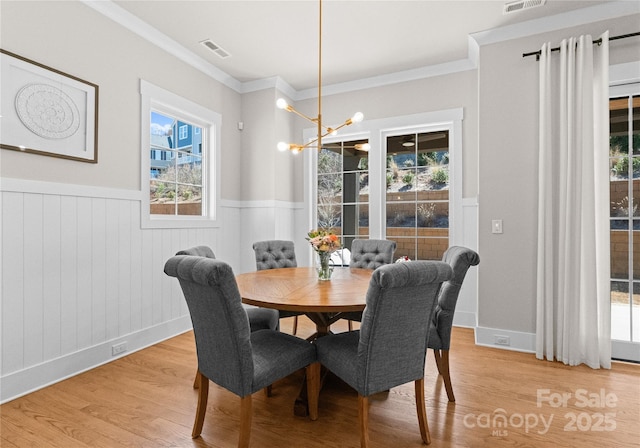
[[252, 240, 297, 270], [349, 239, 396, 270], [163, 255, 320, 443], [427, 245, 479, 403], [315, 260, 453, 446], [176, 245, 216, 258], [428, 246, 480, 351]]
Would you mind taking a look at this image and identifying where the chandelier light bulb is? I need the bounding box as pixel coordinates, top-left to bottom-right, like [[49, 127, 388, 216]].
[[277, 141, 289, 152], [352, 112, 364, 123], [276, 98, 288, 110]]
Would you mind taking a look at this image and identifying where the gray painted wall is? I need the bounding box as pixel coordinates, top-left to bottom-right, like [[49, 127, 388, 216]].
[[477, 14, 640, 335]]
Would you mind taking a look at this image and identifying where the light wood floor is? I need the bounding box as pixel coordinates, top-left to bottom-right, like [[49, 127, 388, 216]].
[[2, 318, 639, 448]]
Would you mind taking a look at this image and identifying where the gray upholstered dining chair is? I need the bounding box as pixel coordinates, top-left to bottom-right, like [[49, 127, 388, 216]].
[[315, 261, 453, 447], [342, 238, 396, 330], [176, 246, 279, 389], [428, 246, 480, 402], [252, 240, 304, 335], [164, 255, 320, 447]]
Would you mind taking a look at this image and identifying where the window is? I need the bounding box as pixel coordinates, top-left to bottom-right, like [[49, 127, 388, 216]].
[[150, 112, 203, 216], [179, 124, 188, 140], [385, 131, 449, 260], [140, 80, 220, 228], [308, 109, 462, 265]]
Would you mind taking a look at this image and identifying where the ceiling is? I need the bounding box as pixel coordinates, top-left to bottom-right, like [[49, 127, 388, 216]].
[[111, 0, 617, 92]]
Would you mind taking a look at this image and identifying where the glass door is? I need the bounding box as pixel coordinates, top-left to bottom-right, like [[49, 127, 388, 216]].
[[609, 88, 640, 362]]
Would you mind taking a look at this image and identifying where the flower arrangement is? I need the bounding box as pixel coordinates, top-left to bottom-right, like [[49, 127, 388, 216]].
[[307, 229, 341, 254], [307, 229, 340, 280], [395, 255, 411, 263]]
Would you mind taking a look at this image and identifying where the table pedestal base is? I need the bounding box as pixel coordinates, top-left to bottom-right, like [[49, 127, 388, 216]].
[[295, 312, 350, 416]]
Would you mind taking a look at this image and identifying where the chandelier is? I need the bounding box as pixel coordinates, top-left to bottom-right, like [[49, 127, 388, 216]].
[[276, 0, 363, 154]]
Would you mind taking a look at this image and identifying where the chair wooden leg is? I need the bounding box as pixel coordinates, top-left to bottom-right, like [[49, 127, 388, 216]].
[[432, 349, 443, 375], [415, 378, 431, 445], [191, 372, 209, 438], [264, 385, 272, 397], [306, 362, 321, 421], [358, 395, 370, 448], [348, 320, 353, 331], [292, 316, 299, 335], [193, 368, 200, 389], [238, 395, 252, 448], [440, 350, 455, 402]]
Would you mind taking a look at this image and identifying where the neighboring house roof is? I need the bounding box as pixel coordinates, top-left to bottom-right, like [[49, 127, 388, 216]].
[[151, 134, 171, 148]]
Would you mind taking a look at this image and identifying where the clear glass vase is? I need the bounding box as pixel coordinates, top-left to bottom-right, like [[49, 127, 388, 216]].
[[317, 251, 333, 281]]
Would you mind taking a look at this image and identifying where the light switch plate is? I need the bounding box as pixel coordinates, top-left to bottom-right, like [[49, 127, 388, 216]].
[[492, 219, 503, 234]]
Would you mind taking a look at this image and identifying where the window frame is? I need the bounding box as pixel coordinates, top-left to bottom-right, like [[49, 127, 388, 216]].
[[140, 80, 220, 229]]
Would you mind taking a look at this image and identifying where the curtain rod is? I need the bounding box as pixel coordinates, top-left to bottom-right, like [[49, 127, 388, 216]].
[[522, 31, 640, 60]]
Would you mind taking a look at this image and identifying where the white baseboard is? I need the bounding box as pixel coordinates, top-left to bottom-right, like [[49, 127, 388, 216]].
[[475, 326, 536, 353], [0, 316, 192, 404]]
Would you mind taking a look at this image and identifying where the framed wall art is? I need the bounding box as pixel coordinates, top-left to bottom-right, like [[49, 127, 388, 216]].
[[0, 49, 99, 163]]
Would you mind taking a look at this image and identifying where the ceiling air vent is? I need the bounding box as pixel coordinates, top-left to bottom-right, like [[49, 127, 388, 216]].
[[503, 0, 546, 14], [199, 39, 230, 59]]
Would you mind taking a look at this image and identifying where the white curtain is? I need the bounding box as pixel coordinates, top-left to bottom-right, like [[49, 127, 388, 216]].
[[536, 31, 611, 369]]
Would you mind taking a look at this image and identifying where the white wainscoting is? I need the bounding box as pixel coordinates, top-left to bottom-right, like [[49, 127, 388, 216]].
[[0, 179, 234, 403], [451, 197, 480, 328], [0, 178, 482, 402]]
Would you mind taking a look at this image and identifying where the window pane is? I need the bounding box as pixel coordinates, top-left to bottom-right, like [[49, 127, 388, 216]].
[[611, 281, 630, 341], [177, 154, 202, 184], [634, 227, 640, 281], [634, 179, 640, 217], [633, 156, 640, 179], [610, 186, 631, 218], [610, 156, 628, 179], [387, 137, 416, 203], [634, 282, 640, 343], [417, 201, 449, 228], [150, 180, 176, 215], [611, 219, 628, 230], [318, 147, 341, 174], [633, 95, 640, 156], [394, 237, 417, 260], [611, 229, 629, 279], [418, 235, 449, 261], [317, 202, 341, 230], [387, 202, 416, 228], [177, 186, 201, 216], [610, 97, 629, 156]]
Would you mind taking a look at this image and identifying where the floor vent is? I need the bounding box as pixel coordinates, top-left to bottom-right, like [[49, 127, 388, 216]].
[[199, 39, 230, 59], [503, 0, 546, 14]]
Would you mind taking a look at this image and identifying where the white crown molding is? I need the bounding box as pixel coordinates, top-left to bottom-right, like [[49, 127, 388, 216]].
[[83, 0, 638, 101], [470, 0, 640, 47], [81, 0, 242, 92], [295, 58, 477, 101]]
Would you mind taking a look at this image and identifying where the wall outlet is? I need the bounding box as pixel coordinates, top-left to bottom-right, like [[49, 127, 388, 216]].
[[112, 342, 127, 356], [494, 335, 510, 346]]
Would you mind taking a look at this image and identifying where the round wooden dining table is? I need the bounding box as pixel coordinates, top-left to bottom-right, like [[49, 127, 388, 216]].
[[236, 266, 372, 339]]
